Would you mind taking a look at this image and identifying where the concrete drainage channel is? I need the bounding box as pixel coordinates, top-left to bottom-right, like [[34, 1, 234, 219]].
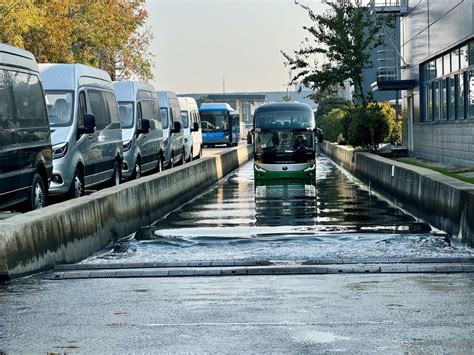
[[0, 145, 253, 281], [46, 257, 474, 280]]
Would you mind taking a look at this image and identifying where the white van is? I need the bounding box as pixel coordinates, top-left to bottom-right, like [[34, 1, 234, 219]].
[[156, 91, 184, 168], [39, 64, 123, 198], [178, 96, 202, 160], [114, 81, 164, 179]]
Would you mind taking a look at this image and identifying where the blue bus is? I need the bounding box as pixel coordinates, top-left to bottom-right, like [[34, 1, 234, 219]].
[[199, 103, 240, 147]]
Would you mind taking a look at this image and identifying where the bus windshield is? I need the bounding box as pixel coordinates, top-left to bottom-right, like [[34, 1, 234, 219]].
[[200, 111, 229, 133], [255, 110, 313, 130], [255, 130, 314, 154]]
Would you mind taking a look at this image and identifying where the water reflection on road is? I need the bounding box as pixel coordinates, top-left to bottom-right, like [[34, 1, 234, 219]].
[[86, 155, 472, 264]]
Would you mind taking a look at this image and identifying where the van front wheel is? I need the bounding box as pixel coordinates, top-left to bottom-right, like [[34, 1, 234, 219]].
[[18, 173, 46, 212], [67, 168, 84, 199], [108, 161, 121, 187]]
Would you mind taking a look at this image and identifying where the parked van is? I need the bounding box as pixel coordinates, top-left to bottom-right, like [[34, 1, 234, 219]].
[[39, 64, 123, 198], [156, 91, 184, 168], [178, 96, 202, 161], [0, 44, 53, 211], [114, 81, 164, 179]]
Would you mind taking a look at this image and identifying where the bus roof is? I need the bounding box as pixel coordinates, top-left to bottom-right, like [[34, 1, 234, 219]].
[[254, 102, 313, 115], [199, 103, 238, 113]]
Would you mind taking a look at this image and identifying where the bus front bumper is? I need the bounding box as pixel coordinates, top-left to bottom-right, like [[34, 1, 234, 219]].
[[254, 163, 315, 180]]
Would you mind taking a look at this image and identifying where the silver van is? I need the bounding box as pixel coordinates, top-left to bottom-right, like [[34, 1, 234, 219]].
[[156, 91, 184, 168], [0, 44, 53, 211], [114, 81, 164, 179], [39, 64, 123, 198], [178, 96, 203, 161]]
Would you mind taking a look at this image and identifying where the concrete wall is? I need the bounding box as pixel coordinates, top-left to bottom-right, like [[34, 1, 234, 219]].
[[320, 142, 474, 246], [413, 123, 474, 167], [0, 145, 253, 280]]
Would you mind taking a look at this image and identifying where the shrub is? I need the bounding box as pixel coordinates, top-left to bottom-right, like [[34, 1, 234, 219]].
[[319, 108, 346, 142], [344, 103, 393, 150]]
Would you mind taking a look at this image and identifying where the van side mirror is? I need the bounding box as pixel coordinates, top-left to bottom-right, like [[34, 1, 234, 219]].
[[191, 121, 199, 132], [171, 121, 181, 134], [77, 113, 96, 135], [137, 119, 150, 135]]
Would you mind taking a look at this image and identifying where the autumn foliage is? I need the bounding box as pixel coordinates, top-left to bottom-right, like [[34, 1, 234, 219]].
[[0, 0, 153, 80]]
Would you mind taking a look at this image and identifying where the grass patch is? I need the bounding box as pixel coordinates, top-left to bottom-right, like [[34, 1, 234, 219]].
[[394, 158, 474, 184]]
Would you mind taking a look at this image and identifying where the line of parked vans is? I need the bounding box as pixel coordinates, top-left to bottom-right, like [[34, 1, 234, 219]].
[[0, 43, 203, 211]]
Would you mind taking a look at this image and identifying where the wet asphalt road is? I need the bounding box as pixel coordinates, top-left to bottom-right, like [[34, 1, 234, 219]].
[[0, 152, 473, 353]]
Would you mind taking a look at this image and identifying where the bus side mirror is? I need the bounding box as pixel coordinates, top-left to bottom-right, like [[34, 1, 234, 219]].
[[191, 121, 199, 132]]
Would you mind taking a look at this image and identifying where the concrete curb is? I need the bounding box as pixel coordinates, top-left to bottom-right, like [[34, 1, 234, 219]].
[[0, 145, 254, 280], [319, 141, 474, 246]]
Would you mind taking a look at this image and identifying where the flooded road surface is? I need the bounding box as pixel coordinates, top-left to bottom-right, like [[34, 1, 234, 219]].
[[85, 154, 472, 264]]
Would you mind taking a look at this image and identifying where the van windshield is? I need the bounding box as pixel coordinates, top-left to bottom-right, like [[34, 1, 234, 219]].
[[45, 92, 73, 127], [118, 102, 134, 129]]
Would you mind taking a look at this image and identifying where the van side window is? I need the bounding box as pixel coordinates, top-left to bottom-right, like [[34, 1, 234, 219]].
[[140, 100, 154, 121], [77, 91, 87, 127], [9, 71, 48, 128], [88, 90, 110, 130], [0, 70, 15, 129], [104, 92, 120, 124], [137, 102, 143, 123], [151, 101, 162, 129]]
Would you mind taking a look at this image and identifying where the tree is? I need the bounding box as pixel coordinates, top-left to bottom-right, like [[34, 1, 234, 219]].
[[282, 0, 391, 105], [0, 0, 153, 81], [344, 103, 393, 150], [319, 108, 346, 143], [314, 96, 350, 125]]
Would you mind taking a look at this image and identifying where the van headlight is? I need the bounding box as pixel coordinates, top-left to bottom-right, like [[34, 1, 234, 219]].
[[123, 139, 132, 152], [53, 142, 68, 159]]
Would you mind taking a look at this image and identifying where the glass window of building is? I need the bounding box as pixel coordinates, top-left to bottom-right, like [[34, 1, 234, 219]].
[[448, 76, 455, 120], [469, 41, 474, 65], [457, 74, 465, 119], [426, 83, 432, 121], [436, 57, 443, 77], [469, 70, 474, 118], [433, 81, 440, 120], [451, 49, 460, 72], [460, 45, 469, 69], [443, 55, 451, 75], [441, 79, 447, 120]]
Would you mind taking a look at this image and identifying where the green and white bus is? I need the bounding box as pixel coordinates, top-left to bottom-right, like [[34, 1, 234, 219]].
[[253, 102, 321, 180]]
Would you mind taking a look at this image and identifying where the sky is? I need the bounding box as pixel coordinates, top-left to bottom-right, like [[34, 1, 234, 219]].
[[146, 0, 325, 94]]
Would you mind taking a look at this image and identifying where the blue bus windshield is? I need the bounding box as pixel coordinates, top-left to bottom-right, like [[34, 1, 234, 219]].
[[200, 110, 229, 133], [255, 110, 313, 130]]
